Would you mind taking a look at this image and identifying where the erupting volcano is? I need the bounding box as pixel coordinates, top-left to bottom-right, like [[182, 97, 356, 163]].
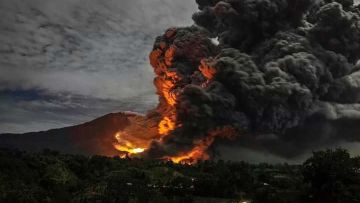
[[2, 0, 360, 163], [111, 0, 360, 163]]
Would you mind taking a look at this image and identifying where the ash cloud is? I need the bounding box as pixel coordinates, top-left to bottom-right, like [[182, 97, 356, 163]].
[[146, 0, 360, 159]]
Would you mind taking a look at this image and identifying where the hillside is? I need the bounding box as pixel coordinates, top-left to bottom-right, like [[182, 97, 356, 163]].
[[0, 112, 157, 156]]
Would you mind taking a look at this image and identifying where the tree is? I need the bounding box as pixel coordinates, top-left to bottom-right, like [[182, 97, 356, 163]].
[[302, 149, 360, 203]]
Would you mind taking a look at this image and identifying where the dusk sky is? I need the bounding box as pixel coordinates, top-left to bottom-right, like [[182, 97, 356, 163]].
[[0, 0, 197, 133]]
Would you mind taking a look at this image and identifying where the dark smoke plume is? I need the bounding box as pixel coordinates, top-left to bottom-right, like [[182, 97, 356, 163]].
[[146, 0, 360, 160]]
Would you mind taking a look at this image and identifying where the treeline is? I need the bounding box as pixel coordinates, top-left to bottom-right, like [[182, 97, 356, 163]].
[[0, 148, 360, 203]]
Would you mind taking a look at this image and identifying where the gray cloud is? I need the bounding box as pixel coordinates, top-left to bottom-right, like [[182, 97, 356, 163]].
[[0, 92, 156, 133], [0, 0, 196, 133], [0, 0, 197, 99]]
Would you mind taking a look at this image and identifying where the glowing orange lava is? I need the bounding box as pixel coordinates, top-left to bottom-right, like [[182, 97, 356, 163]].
[[158, 116, 176, 135], [165, 45, 176, 66], [113, 132, 148, 157], [164, 137, 215, 164], [154, 77, 177, 106], [199, 58, 217, 80], [165, 126, 237, 164]]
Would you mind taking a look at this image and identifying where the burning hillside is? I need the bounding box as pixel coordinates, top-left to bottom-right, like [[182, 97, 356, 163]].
[[111, 0, 360, 163], [0, 112, 157, 156]]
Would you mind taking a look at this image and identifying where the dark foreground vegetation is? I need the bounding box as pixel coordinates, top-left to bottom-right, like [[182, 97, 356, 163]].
[[1, 148, 360, 203]]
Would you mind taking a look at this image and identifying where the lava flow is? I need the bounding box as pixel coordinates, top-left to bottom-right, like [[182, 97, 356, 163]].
[[164, 137, 214, 164], [113, 132, 146, 158]]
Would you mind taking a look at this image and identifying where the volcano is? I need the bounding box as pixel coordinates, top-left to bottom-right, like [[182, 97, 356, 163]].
[[0, 112, 158, 156], [1, 0, 360, 163]]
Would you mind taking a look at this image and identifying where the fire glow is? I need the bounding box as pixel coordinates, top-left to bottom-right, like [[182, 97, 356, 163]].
[[158, 116, 176, 135], [113, 132, 147, 157], [111, 28, 218, 164], [164, 137, 214, 164], [112, 0, 360, 164]]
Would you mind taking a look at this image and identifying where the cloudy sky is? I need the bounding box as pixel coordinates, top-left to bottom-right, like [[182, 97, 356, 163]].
[[0, 0, 197, 133], [0, 0, 359, 134]]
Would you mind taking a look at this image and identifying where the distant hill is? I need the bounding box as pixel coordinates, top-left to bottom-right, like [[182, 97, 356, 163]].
[[0, 112, 158, 156]]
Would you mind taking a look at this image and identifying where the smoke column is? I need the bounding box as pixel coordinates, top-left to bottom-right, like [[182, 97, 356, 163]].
[[114, 0, 360, 163]]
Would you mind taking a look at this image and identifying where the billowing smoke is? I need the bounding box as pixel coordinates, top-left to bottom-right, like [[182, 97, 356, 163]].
[[139, 0, 360, 162]]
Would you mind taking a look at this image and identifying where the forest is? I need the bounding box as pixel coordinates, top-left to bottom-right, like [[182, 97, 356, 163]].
[[1, 148, 360, 203]]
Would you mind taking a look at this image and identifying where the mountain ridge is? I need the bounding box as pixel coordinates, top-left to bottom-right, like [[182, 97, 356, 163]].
[[0, 112, 148, 156]]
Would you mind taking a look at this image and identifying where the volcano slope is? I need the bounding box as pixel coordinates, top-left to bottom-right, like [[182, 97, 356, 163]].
[[0, 112, 158, 156]]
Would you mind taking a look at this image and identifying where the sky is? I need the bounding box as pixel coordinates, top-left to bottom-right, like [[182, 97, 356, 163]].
[[0, 0, 360, 164], [0, 0, 359, 133], [0, 0, 197, 133]]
